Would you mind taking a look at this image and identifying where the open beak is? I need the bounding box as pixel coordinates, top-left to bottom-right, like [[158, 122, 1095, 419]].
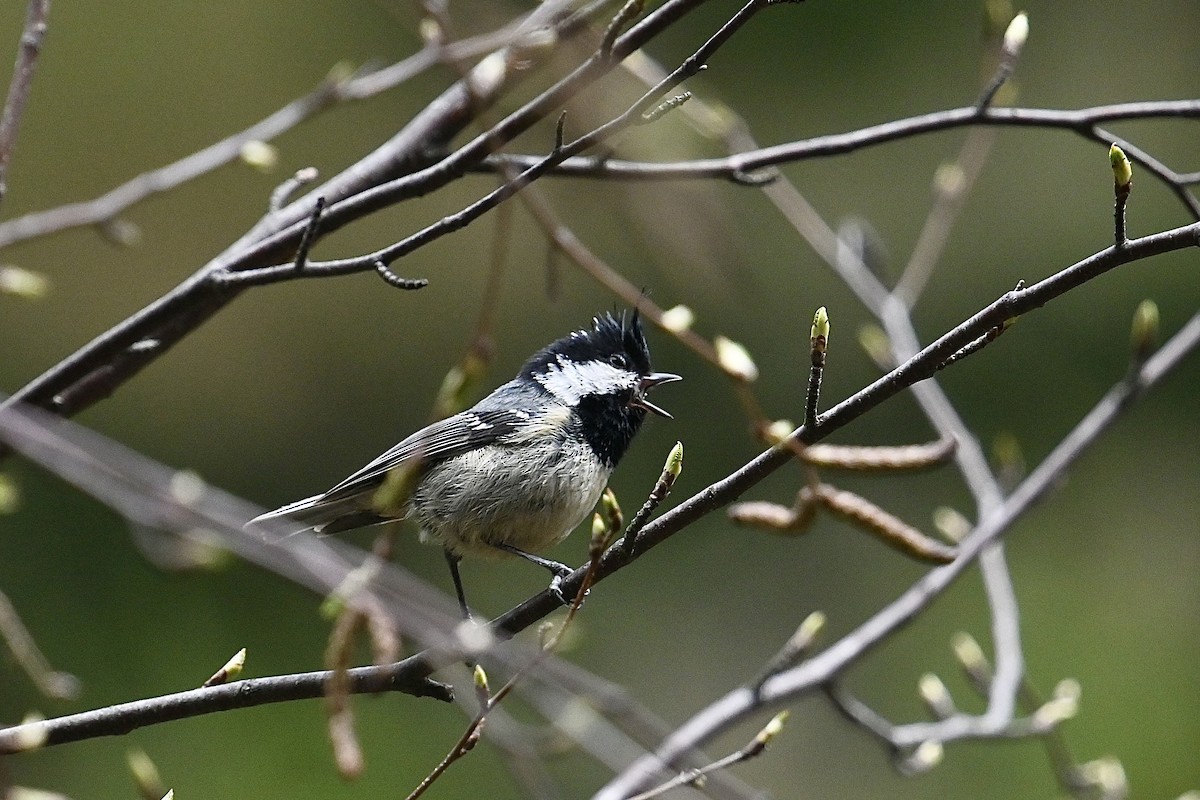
[[632, 372, 682, 418]]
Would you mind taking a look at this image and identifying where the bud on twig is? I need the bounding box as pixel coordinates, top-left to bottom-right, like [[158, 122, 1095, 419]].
[[857, 324, 893, 370], [0, 473, 19, 514], [1002, 11, 1029, 57], [898, 739, 944, 775], [202, 647, 246, 688], [660, 304, 695, 333], [0, 265, 50, 299], [239, 140, 279, 172], [951, 631, 993, 694], [1130, 299, 1159, 363], [622, 442, 684, 555], [714, 336, 758, 382], [1109, 143, 1133, 189], [127, 748, 166, 800], [763, 419, 795, 445], [473, 664, 489, 694], [918, 673, 957, 719], [1110, 143, 1133, 246], [810, 306, 829, 365], [752, 710, 789, 750], [805, 307, 830, 427], [932, 507, 972, 543]]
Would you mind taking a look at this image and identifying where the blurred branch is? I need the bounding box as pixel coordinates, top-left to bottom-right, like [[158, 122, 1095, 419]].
[[0, 0, 712, 439], [0, 587, 80, 701], [0, 2, 582, 250], [0, 0, 49, 210], [595, 311, 1200, 800], [214, 0, 775, 289], [7, 229, 1192, 755], [0, 397, 751, 800], [0, 69, 343, 249]]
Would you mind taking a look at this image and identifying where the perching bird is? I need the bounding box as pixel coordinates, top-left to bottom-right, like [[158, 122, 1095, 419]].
[[249, 311, 680, 614]]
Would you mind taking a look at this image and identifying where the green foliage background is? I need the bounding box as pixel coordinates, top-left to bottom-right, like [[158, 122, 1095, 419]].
[[0, 1, 1196, 797]]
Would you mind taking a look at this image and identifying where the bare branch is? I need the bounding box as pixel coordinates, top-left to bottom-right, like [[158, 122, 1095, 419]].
[[0, 0, 49, 209], [595, 311, 1200, 799], [481, 99, 1200, 215]]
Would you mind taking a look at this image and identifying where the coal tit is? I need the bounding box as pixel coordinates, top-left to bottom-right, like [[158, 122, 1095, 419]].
[[249, 311, 680, 611]]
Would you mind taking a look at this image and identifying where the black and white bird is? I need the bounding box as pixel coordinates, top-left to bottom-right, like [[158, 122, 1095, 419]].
[[249, 311, 680, 612]]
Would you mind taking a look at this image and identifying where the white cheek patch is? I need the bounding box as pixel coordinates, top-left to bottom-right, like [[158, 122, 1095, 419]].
[[535, 356, 633, 404]]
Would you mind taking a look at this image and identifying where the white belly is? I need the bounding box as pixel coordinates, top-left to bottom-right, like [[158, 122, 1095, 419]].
[[411, 439, 610, 559]]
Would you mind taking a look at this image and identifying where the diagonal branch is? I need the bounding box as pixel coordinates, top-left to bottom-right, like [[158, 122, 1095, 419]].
[[594, 311, 1200, 799], [0, 0, 50, 210], [0, 0, 713, 439]]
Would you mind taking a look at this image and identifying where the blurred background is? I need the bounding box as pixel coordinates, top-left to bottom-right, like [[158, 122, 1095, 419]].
[[0, 0, 1197, 797]]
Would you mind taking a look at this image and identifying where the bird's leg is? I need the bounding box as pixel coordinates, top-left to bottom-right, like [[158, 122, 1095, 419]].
[[490, 543, 579, 606], [444, 549, 473, 622]]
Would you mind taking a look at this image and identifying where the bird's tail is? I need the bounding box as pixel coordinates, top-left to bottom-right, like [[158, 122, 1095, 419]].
[[246, 493, 391, 536]]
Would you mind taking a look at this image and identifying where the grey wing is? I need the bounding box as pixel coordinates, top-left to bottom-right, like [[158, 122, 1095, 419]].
[[319, 407, 525, 503]]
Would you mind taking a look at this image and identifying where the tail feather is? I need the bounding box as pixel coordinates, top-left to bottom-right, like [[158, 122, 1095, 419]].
[[246, 493, 392, 535]]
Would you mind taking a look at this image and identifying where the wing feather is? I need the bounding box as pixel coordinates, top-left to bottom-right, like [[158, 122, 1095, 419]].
[[319, 408, 525, 502]]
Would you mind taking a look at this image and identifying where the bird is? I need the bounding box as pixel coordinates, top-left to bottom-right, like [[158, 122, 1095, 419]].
[[248, 310, 680, 615]]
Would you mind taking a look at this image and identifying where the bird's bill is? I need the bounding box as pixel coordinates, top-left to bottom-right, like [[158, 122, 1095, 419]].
[[633, 372, 682, 418]]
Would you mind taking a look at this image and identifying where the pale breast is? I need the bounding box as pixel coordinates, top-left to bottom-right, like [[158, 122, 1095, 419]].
[[412, 437, 611, 558]]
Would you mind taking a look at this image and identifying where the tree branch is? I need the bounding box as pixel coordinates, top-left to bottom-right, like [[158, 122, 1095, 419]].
[[480, 100, 1200, 216], [0, 0, 49, 210], [0, 0, 713, 438], [595, 311, 1200, 799]]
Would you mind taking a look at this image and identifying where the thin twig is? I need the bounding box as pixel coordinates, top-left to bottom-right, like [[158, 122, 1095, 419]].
[[269, 167, 319, 213], [0, 0, 711, 432], [480, 100, 1200, 216], [216, 0, 775, 289], [0, 0, 49, 209], [594, 312, 1200, 799], [0, 587, 80, 701], [292, 197, 326, 271]]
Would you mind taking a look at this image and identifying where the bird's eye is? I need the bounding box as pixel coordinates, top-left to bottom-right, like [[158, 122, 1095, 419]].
[[608, 353, 629, 369]]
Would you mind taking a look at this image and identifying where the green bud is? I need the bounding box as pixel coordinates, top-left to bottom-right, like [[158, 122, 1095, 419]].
[[810, 307, 830, 352], [0, 473, 20, 514], [601, 487, 623, 530], [793, 610, 825, 650], [13, 712, 48, 751], [203, 647, 246, 687], [857, 324, 893, 370], [763, 419, 795, 445], [1079, 757, 1128, 795], [754, 710, 789, 747], [918, 673, 954, 717], [418, 17, 443, 45], [0, 265, 50, 299], [1130, 299, 1159, 359], [433, 350, 488, 418], [1002, 11, 1028, 56], [473, 664, 489, 693], [951, 631, 990, 675], [1109, 143, 1132, 188], [660, 304, 695, 333], [664, 441, 684, 480], [902, 739, 944, 774], [932, 507, 971, 543], [127, 747, 165, 799], [239, 140, 279, 172], [933, 163, 966, 198], [714, 336, 758, 382], [591, 512, 607, 540]]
